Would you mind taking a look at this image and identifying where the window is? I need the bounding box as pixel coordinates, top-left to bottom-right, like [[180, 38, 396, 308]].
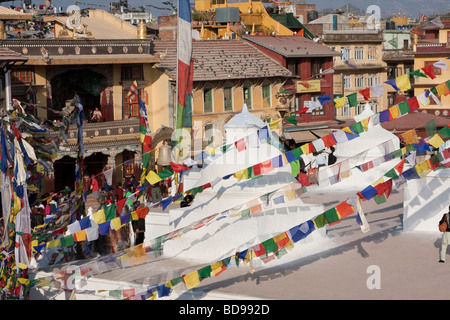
[[204, 123, 214, 145], [341, 47, 350, 60], [388, 65, 402, 79], [311, 59, 322, 76], [343, 75, 351, 89], [370, 101, 378, 113], [204, 88, 213, 113], [447, 31, 450, 44], [243, 86, 252, 109], [356, 102, 365, 115], [367, 74, 379, 87], [367, 46, 377, 60], [223, 87, 233, 111], [341, 102, 350, 117], [424, 61, 442, 76], [121, 65, 143, 81], [354, 46, 364, 60], [262, 84, 271, 108], [354, 75, 365, 89], [12, 69, 33, 84], [124, 89, 147, 118]]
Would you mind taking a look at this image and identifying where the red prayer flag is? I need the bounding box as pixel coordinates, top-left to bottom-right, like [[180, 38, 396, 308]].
[[117, 197, 127, 214], [296, 107, 308, 114], [253, 163, 262, 176], [336, 201, 354, 219], [260, 159, 273, 174], [170, 161, 190, 172], [321, 134, 337, 148], [421, 64, 436, 79], [394, 159, 405, 174], [359, 87, 371, 100], [235, 138, 246, 152], [407, 96, 420, 111]]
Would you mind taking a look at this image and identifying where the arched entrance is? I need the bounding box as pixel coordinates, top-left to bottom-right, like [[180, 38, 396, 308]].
[[84, 152, 109, 186], [50, 68, 106, 121], [53, 155, 76, 194]]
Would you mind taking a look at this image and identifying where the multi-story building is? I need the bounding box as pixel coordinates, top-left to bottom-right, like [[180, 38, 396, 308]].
[[412, 18, 450, 118], [243, 35, 341, 146], [382, 27, 414, 107], [2, 9, 163, 193], [319, 17, 387, 121], [151, 39, 292, 153]]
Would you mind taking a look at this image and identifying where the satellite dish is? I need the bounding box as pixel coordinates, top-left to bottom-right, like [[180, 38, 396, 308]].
[[66, 5, 81, 31]]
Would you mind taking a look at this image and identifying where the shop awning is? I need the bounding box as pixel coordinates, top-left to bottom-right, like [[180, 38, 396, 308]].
[[286, 129, 331, 143]]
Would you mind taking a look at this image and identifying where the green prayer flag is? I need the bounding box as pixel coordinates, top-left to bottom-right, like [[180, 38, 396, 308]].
[[398, 101, 410, 115], [60, 234, 75, 247], [241, 209, 250, 217], [290, 160, 300, 178], [109, 290, 122, 298], [373, 194, 387, 205], [324, 207, 340, 224], [347, 92, 358, 107], [104, 204, 116, 221], [439, 125, 450, 140], [313, 214, 327, 228], [291, 147, 303, 159], [409, 69, 428, 78], [284, 115, 297, 126], [198, 265, 212, 279], [157, 169, 173, 179], [384, 168, 399, 179], [425, 119, 437, 137], [262, 238, 278, 254], [351, 121, 364, 134]]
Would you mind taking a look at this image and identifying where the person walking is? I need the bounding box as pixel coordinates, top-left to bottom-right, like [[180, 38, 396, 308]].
[[439, 205, 450, 262]]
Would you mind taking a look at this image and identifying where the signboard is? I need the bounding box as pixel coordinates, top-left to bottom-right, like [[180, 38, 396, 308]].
[[296, 80, 321, 93]]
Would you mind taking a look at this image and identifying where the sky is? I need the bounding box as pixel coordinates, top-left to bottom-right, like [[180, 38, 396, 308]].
[[1, 0, 449, 20]]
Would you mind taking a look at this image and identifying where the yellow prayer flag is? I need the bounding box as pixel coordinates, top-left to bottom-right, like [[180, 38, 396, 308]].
[[401, 129, 419, 145], [183, 271, 201, 289], [74, 229, 87, 242], [92, 209, 106, 225], [131, 210, 139, 221], [46, 238, 60, 249], [396, 74, 411, 91], [341, 126, 354, 134], [146, 290, 157, 300], [233, 169, 248, 182], [389, 105, 400, 119], [436, 83, 449, 96], [210, 262, 224, 277], [111, 217, 123, 230], [146, 170, 162, 185], [415, 160, 432, 178], [300, 143, 310, 155], [360, 117, 370, 131], [427, 133, 445, 149], [334, 96, 346, 108], [269, 118, 282, 129], [371, 177, 385, 187], [205, 146, 216, 155], [18, 278, 30, 285]]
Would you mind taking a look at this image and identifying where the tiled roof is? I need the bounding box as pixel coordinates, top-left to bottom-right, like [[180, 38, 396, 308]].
[[151, 39, 292, 81], [244, 35, 341, 58]]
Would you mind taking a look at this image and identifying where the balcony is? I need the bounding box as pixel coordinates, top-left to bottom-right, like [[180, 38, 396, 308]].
[[58, 118, 141, 156]]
